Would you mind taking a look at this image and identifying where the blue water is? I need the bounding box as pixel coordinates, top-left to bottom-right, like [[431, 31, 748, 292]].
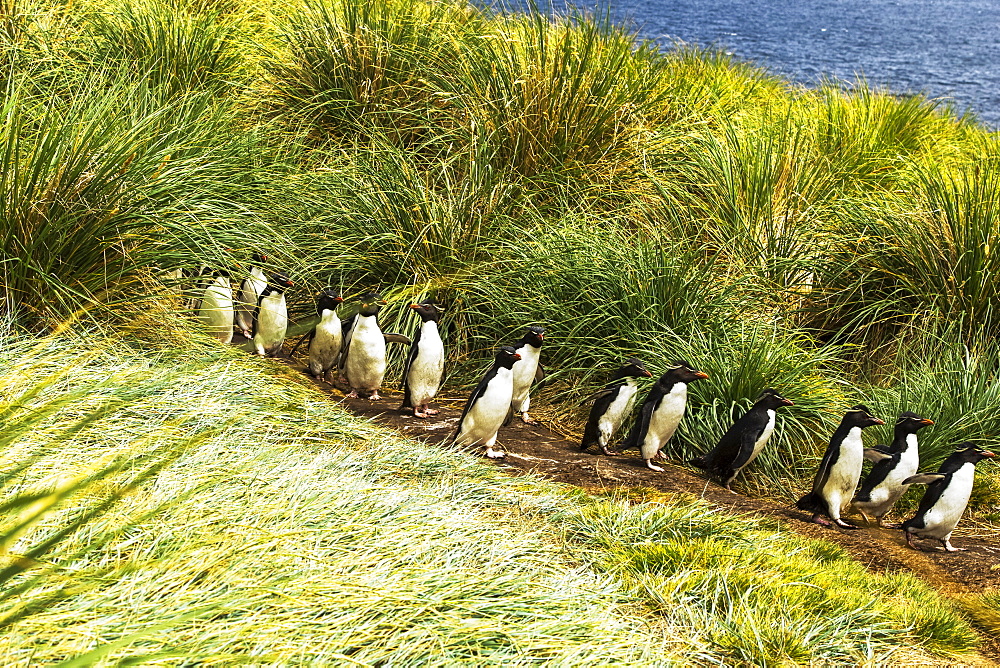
[[609, 0, 1000, 126]]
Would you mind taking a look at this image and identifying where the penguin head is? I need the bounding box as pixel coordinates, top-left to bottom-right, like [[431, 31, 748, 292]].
[[266, 272, 293, 294], [317, 288, 343, 315], [358, 292, 386, 316], [895, 411, 934, 434], [619, 358, 652, 379], [410, 301, 442, 323], [660, 360, 709, 385], [252, 252, 268, 264], [520, 326, 545, 348], [755, 388, 794, 409], [495, 345, 522, 369], [842, 405, 884, 429], [953, 442, 995, 464]]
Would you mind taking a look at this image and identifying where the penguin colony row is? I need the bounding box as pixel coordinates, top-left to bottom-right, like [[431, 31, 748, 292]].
[[185, 258, 993, 554]]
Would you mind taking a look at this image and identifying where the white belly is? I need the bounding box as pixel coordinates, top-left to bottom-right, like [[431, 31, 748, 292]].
[[511, 344, 540, 409], [234, 268, 265, 333], [820, 427, 865, 513], [406, 322, 444, 405], [863, 435, 920, 512], [198, 277, 234, 343], [742, 409, 776, 470], [640, 384, 687, 459], [457, 368, 514, 446], [598, 380, 639, 441], [344, 315, 386, 391], [919, 464, 975, 538], [309, 310, 343, 374], [253, 293, 288, 354]]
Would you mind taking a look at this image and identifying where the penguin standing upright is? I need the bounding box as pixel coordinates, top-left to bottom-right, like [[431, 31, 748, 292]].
[[197, 270, 234, 344], [235, 252, 268, 338], [401, 301, 445, 418], [902, 443, 994, 551], [252, 272, 293, 357], [689, 388, 794, 490], [307, 288, 344, 383], [622, 361, 709, 472], [341, 292, 410, 400], [452, 346, 522, 459], [852, 412, 934, 526], [579, 358, 652, 456], [510, 326, 546, 424], [796, 405, 884, 528]]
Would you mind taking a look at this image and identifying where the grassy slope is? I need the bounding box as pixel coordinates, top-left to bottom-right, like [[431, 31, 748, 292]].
[[0, 318, 980, 664]]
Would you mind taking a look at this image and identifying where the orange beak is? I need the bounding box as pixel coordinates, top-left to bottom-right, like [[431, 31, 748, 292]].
[[695, 371, 709, 379], [921, 419, 935, 426]]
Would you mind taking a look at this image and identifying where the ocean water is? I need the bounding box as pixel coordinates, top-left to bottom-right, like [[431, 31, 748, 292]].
[[503, 0, 1000, 127]]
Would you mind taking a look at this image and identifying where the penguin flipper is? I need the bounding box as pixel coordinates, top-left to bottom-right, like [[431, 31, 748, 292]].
[[400, 326, 422, 391], [534, 364, 547, 382], [796, 491, 825, 513], [622, 395, 656, 451], [383, 333, 412, 344], [863, 447, 894, 463], [503, 404, 515, 427], [902, 473, 947, 485]]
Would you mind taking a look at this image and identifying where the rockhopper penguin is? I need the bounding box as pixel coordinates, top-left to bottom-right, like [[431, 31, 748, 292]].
[[622, 361, 709, 472], [901, 443, 994, 552], [796, 405, 884, 529], [510, 326, 545, 424], [401, 301, 445, 418], [197, 270, 234, 344], [452, 346, 522, 459], [852, 411, 934, 526], [341, 292, 410, 400], [252, 272, 293, 357], [690, 388, 794, 490], [307, 288, 344, 383], [235, 252, 268, 338], [579, 358, 652, 456]]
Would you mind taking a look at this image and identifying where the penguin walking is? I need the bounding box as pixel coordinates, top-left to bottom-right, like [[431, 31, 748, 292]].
[[306, 288, 344, 383], [689, 388, 794, 490], [621, 361, 709, 472], [902, 443, 994, 551], [341, 292, 410, 400], [401, 301, 445, 418], [510, 326, 545, 424], [235, 252, 268, 338], [796, 405, 884, 529], [451, 346, 522, 459], [579, 358, 652, 456], [852, 412, 934, 526], [252, 272, 293, 357], [196, 271, 234, 344]]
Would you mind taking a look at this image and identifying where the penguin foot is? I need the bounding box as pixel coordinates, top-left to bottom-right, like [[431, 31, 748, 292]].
[[599, 447, 618, 456], [905, 531, 923, 551], [833, 519, 859, 530], [421, 406, 439, 415], [485, 447, 506, 459], [345, 389, 359, 398], [942, 540, 965, 552], [412, 411, 429, 419], [369, 391, 382, 401], [520, 413, 537, 425], [644, 460, 665, 472], [809, 514, 833, 527]]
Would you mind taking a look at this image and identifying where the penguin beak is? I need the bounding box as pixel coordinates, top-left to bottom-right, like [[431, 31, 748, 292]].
[[921, 418, 935, 426], [379, 299, 387, 304], [642, 369, 652, 377], [513, 353, 522, 361], [694, 371, 709, 379], [872, 418, 886, 425], [983, 451, 996, 458], [783, 399, 795, 406], [409, 304, 420, 309], [335, 296, 343, 303]]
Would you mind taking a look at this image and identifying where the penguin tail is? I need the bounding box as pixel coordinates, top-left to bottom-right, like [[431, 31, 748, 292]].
[[795, 492, 823, 513], [689, 455, 708, 470], [502, 404, 515, 427]]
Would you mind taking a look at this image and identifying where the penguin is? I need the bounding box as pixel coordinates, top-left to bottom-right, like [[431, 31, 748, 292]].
[[251, 272, 293, 357], [510, 325, 545, 424], [196, 270, 234, 344], [341, 292, 410, 400], [306, 288, 344, 383], [621, 361, 709, 472], [451, 346, 522, 459], [400, 301, 445, 418], [796, 405, 884, 529], [579, 358, 652, 456], [689, 388, 795, 490], [852, 411, 934, 526], [235, 252, 268, 338], [902, 443, 994, 552]]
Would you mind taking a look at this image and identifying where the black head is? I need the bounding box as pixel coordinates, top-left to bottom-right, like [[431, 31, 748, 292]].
[[617, 358, 652, 379], [519, 326, 545, 348], [358, 292, 386, 317], [495, 345, 522, 369], [316, 287, 343, 315], [409, 301, 442, 323], [840, 404, 884, 429], [659, 360, 709, 386], [266, 272, 293, 294], [895, 411, 934, 435], [754, 388, 794, 410], [251, 252, 268, 264], [950, 442, 996, 465]]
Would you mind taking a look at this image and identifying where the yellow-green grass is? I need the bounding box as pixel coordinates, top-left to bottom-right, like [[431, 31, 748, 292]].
[[0, 319, 982, 665]]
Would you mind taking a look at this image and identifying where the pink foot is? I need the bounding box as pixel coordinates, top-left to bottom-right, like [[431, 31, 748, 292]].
[[345, 389, 359, 398], [423, 407, 439, 415], [369, 391, 382, 401]]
